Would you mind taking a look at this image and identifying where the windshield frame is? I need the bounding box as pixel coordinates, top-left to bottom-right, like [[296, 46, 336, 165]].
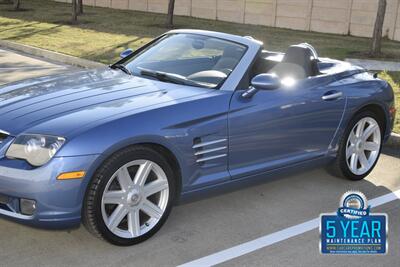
[[111, 32, 249, 90]]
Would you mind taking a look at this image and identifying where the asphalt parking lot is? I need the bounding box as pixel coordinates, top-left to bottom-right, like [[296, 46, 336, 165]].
[[0, 48, 76, 85], [0, 49, 399, 267]]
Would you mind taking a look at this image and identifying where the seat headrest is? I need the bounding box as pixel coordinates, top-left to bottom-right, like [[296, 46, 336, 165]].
[[283, 45, 314, 65], [281, 45, 319, 78]]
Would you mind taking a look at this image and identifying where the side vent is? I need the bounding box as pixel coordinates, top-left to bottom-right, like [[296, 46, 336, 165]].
[[192, 138, 227, 164]]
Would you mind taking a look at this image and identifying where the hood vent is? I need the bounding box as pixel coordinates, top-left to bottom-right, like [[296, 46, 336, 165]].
[[193, 138, 227, 163]]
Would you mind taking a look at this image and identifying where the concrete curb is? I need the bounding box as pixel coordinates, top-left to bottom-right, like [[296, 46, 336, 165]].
[[0, 40, 105, 69], [345, 58, 400, 71], [386, 133, 400, 148]]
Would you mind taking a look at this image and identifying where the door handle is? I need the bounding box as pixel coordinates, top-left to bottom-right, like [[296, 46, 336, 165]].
[[322, 91, 342, 101]]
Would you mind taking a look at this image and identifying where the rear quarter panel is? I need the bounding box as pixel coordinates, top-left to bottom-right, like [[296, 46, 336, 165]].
[[328, 72, 394, 155]]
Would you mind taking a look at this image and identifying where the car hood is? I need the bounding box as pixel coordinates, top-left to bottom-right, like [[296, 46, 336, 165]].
[[0, 68, 209, 137]]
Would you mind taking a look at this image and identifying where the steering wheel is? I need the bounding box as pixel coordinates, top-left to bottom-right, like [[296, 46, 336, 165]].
[[187, 70, 228, 85], [218, 68, 233, 75]]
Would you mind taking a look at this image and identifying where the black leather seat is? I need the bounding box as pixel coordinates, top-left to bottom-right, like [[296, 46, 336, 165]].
[[269, 44, 320, 80]]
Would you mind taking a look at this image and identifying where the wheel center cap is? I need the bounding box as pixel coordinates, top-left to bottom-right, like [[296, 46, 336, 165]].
[[127, 190, 141, 206], [356, 140, 363, 151]]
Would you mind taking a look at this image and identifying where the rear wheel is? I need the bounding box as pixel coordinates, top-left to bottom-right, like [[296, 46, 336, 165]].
[[330, 111, 383, 180], [83, 146, 176, 246]]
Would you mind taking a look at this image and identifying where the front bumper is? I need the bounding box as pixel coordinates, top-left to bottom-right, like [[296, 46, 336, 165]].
[[0, 154, 99, 229]]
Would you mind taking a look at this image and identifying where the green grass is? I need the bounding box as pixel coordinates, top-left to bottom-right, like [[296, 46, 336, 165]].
[[379, 72, 400, 133], [1, 0, 400, 64], [0, 0, 399, 132]]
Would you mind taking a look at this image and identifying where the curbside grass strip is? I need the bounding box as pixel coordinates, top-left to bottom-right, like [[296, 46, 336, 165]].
[[0, 40, 105, 69]]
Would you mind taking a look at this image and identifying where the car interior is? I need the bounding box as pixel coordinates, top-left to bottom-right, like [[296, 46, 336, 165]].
[[249, 43, 321, 82], [134, 39, 329, 89], [134, 45, 246, 87], [176, 43, 324, 87], [186, 46, 245, 85]]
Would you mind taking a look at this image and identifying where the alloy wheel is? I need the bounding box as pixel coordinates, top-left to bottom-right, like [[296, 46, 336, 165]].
[[345, 117, 381, 175], [101, 160, 169, 239]]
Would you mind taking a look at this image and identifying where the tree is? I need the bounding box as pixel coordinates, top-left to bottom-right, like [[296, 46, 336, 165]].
[[370, 0, 387, 56], [166, 0, 175, 27], [77, 0, 83, 15], [72, 0, 78, 23], [13, 0, 21, 10]]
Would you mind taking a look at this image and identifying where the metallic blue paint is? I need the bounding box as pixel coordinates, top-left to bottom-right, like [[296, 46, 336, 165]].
[[0, 30, 395, 229]]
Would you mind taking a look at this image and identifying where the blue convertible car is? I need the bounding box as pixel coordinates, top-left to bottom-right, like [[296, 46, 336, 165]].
[[0, 30, 396, 245]]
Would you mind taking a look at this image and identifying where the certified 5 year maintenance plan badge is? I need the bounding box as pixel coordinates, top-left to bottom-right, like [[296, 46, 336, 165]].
[[320, 191, 388, 254]]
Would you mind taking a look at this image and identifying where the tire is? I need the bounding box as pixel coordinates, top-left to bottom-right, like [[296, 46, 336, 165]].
[[82, 145, 176, 246], [329, 110, 383, 180]]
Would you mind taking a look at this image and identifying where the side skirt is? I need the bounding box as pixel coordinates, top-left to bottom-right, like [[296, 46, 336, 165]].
[[177, 155, 332, 204]]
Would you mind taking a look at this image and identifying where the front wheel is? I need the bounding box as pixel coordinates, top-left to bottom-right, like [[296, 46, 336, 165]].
[[330, 111, 383, 180], [83, 146, 176, 246]]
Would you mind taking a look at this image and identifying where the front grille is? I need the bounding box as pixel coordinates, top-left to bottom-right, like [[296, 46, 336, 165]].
[[0, 194, 17, 213], [0, 203, 12, 212], [0, 194, 9, 205], [0, 194, 12, 212]]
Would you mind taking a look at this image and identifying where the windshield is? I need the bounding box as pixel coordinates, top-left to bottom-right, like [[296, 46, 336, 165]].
[[122, 33, 247, 88]]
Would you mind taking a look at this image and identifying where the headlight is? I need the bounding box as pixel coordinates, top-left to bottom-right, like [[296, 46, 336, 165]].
[[6, 134, 65, 166]]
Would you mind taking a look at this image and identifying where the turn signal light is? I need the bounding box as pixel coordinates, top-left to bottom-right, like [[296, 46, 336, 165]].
[[57, 171, 86, 180]]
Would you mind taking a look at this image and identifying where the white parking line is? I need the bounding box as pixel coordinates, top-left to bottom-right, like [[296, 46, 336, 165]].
[[178, 189, 400, 267]]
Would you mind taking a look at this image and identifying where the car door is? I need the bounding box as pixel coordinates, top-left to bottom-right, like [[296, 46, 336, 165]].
[[228, 76, 346, 179]]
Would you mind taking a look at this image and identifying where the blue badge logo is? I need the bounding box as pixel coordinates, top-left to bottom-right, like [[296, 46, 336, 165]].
[[320, 191, 388, 254], [337, 191, 370, 219]]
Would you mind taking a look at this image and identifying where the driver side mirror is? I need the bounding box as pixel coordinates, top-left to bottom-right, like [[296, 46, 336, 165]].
[[120, 48, 133, 59], [242, 74, 281, 98], [251, 73, 281, 90]]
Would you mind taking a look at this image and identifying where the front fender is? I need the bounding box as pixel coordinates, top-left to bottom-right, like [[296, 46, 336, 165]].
[[56, 121, 188, 183], [65, 134, 187, 211]]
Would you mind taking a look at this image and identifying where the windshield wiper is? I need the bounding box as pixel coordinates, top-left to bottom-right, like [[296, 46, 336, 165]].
[[137, 67, 209, 87], [110, 64, 132, 75]]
